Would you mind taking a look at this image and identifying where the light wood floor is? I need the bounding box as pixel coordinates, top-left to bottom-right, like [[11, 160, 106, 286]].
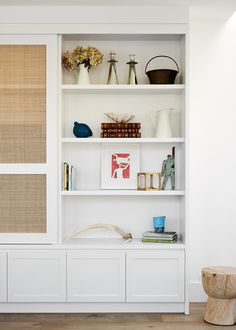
[[0, 303, 230, 330]]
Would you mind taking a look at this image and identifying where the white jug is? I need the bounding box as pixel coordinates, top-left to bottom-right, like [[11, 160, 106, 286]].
[[77, 63, 90, 85], [151, 108, 174, 138]]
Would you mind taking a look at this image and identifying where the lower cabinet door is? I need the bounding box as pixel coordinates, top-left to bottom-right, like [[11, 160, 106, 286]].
[[8, 251, 66, 302], [126, 250, 185, 302], [0, 252, 7, 302], [67, 251, 125, 302]]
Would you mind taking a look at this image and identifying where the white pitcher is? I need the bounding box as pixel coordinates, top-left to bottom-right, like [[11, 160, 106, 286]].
[[77, 63, 90, 85], [151, 108, 174, 138]]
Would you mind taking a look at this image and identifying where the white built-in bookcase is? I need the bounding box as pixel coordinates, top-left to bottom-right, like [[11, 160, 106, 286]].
[[0, 17, 189, 312], [59, 32, 187, 245]]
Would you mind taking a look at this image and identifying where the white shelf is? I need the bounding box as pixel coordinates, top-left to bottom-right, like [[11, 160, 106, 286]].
[[0, 238, 186, 250], [62, 238, 186, 250], [61, 190, 185, 196], [61, 84, 185, 94], [61, 137, 185, 144]]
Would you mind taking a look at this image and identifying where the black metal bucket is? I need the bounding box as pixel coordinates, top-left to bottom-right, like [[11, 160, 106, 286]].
[[145, 55, 179, 84]]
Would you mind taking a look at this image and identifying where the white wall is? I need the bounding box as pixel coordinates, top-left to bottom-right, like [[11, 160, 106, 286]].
[[189, 8, 236, 301]]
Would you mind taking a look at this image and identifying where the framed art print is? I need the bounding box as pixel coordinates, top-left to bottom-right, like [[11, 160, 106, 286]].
[[101, 144, 140, 189]]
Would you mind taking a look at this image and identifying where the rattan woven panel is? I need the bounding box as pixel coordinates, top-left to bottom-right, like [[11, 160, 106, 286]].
[[0, 45, 46, 163], [0, 174, 46, 233]]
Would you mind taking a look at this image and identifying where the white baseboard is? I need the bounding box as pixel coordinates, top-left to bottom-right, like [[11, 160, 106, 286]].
[[189, 281, 207, 302], [0, 302, 186, 313]]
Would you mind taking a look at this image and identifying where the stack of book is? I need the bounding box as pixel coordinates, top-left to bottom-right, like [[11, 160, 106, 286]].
[[142, 231, 177, 243], [63, 162, 75, 191], [101, 123, 141, 138]]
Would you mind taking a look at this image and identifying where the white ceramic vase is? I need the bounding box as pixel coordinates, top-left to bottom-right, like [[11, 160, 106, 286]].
[[77, 63, 90, 85]]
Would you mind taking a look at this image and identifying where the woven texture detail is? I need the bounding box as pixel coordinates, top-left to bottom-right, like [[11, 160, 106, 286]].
[[0, 45, 46, 163], [0, 174, 46, 233]]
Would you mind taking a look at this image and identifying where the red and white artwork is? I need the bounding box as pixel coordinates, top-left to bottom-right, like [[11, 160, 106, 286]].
[[102, 144, 139, 189], [111, 153, 131, 179]]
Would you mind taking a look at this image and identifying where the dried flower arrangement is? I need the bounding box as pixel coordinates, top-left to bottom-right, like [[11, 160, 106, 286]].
[[62, 46, 103, 72]]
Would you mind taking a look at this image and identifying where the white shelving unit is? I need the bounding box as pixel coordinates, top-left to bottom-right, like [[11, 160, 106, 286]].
[[0, 6, 189, 314]]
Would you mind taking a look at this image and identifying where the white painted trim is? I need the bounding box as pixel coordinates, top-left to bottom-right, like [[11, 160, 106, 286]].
[[0, 6, 188, 24], [46, 35, 58, 244], [0, 34, 54, 44], [0, 252, 7, 302], [0, 164, 47, 174], [0, 23, 187, 35], [0, 302, 185, 313], [57, 34, 63, 244], [0, 234, 56, 244], [184, 26, 190, 315], [0, 239, 186, 250]]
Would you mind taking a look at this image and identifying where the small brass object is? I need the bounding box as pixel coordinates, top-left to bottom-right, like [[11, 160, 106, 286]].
[[137, 172, 161, 191]]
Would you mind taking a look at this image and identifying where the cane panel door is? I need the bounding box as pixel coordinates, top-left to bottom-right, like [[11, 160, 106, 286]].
[[0, 35, 57, 243]]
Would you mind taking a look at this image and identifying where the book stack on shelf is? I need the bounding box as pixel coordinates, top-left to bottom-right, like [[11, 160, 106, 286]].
[[142, 231, 177, 243], [100, 123, 141, 138], [63, 162, 75, 191]]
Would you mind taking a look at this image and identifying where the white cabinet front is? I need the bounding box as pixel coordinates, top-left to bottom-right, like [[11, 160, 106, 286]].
[[0, 35, 58, 244], [127, 250, 185, 302], [67, 251, 125, 302], [0, 252, 7, 302], [8, 251, 66, 302]]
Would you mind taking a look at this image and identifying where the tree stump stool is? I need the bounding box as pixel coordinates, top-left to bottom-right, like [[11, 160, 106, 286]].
[[202, 266, 236, 325]]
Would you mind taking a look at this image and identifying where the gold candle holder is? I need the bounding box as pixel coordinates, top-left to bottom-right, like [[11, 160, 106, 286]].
[[137, 172, 162, 191]]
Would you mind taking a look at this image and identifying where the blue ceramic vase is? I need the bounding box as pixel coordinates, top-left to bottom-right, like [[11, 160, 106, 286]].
[[153, 216, 166, 233], [73, 122, 93, 138]]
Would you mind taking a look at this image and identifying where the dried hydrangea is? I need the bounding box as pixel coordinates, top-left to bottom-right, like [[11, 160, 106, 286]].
[[62, 46, 103, 72], [87, 46, 103, 67], [62, 51, 76, 71]]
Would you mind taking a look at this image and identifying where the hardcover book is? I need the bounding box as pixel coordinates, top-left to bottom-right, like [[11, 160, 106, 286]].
[[143, 231, 177, 238], [142, 238, 177, 243], [101, 122, 141, 129], [101, 132, 141, 138]]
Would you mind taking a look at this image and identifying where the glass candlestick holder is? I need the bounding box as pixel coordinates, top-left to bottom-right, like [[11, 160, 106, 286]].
[[127, 54, 138, 85], [107, 51, 119, 85]]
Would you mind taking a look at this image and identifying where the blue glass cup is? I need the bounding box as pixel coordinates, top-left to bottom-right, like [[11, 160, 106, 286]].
[[153, 216, 166, 233]]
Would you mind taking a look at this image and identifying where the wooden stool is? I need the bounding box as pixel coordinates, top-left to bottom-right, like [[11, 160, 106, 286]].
[[202, 266, 236, 325]]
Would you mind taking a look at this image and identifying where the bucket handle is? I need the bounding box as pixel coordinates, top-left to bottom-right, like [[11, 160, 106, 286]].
[[145, 55, 179, 74]]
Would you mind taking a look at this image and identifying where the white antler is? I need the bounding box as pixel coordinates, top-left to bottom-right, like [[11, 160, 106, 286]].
[[64, 223, 132, 242]]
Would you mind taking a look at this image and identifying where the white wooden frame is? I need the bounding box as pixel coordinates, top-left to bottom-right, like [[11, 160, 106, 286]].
[[0, 252, 7, 302], [0, 35, 58, 243], [101, 143, 140, 189]]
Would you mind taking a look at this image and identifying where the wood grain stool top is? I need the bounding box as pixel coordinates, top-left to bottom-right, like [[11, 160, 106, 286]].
[[202, 266, 236, 299]]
